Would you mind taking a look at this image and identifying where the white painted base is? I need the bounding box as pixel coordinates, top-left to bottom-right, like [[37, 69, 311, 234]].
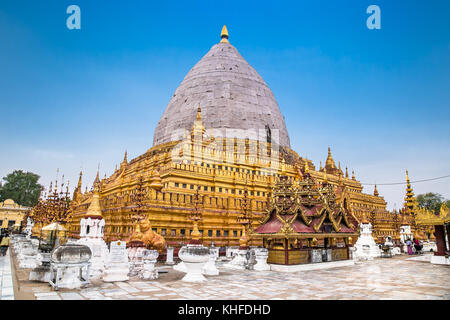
[[353, 223, 381, 261], [29, 267, 51, 282], [77, 238, 108, 279], [103, 263, 130, 282], [19, 255, 37, 269], [430, 255, 450, 265], [139, 250, 159, 280], [178, 244, 210, 282], [270, 260, 355, 272], [253, 248, 270, 271], [182, 261, 208, 282], [173, 261, 188, 273], [29, 252, 51, 282], [56, 267, 84, 289], [223, 249, 247, 270], [202, 256, 219, 276], [140, 262, 158, 280]]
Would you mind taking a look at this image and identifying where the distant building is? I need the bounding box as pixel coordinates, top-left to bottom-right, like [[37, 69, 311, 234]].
[[0, 199, 30, 229]]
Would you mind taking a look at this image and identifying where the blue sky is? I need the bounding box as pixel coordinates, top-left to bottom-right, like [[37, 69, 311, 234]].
[[0, 0, 449, 209]]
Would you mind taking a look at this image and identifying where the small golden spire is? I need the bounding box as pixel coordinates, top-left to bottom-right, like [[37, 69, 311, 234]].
[[323, 171, 328, 183], [93, 165, 101, 191], [196, 106, 202, 120], [361, 211, 369, 224], [319, 161, 323, 171], [345, 167, 349, 178], [77, 171, 82, 189], [281, 158, 286, 174], [374, 184, 379, 197], [220, 25, 229, 43], [85, 184, 103, 219], [352, 170, 355, 180], [304, 160, 309, 174], [406, 170, 410, 182], [325, 146, 336, 169], [124, 150, 128, 163]]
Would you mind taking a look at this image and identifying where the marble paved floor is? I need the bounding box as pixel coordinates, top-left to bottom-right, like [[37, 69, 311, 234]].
[[27, 254, 450, 300], [0, 250, 15, 300]]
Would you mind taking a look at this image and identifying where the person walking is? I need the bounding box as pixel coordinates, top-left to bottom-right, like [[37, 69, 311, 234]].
[[405, 238, 414, 255], [414, 239, 422, 255], [0, 233, 10, 256]]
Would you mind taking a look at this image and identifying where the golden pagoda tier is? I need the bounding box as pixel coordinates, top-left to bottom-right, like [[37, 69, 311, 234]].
[[68, 111, 393, 247]]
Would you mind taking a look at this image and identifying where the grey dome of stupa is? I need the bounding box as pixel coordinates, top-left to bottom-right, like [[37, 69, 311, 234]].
[[153, 26, 291, 148]]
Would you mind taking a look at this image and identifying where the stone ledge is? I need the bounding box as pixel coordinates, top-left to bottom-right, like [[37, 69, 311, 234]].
[[269, 260, 355, 272], [430, 255, 450, 265]]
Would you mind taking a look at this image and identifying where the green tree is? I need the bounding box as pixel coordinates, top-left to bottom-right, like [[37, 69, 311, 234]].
[[0, 170, 43, 207], [416, 192, 444, 214]]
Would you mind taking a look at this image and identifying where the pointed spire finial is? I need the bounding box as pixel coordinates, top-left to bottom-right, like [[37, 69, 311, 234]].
[[124, 150, 128, 163], [196, 105, 202, 120], [304, 160, 309, 174], [77, 170, 83, 189], [345, 167, 349, 178], [220, 25, 229, 43], [352, 170, 355, 180], [374, 184, 379, 196]]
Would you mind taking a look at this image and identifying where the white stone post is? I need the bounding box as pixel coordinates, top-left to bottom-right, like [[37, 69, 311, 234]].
[[202, 246, 219, 275], [253, 248, 270, 271], [140, 249, 159, 280], [166, 247, 175, 265], [224, 248, 248, 270], [103, 240, 129, 282]]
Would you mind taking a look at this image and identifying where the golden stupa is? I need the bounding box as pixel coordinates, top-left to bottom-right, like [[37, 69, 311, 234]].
[[67, 27, 424, 247]]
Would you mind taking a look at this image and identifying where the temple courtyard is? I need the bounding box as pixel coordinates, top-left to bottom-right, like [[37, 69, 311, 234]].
[[1, 249, 449, 300]]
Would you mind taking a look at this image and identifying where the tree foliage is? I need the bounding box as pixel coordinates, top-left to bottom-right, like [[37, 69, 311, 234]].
[[0, 170, 43, 207], [416, 192, 445, 214]]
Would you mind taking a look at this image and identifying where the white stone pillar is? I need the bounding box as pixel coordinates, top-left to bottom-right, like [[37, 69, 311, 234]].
[[223, 248, 248, 270], [253, 248, 270, 271], [103, 240, 129, 282], [202, 247, 219, 275], [140, 249, 159, 280], [128, 247, 145, 277], [165, 247, 175, 265]]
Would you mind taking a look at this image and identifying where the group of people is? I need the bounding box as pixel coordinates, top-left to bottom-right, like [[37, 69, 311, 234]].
[[0, 229, 11, 256], [405, 238, 423, 255]]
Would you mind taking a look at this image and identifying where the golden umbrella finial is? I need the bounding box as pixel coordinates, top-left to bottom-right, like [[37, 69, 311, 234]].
[[220, 25, 229, 43], [196, 105, 202, 120]]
